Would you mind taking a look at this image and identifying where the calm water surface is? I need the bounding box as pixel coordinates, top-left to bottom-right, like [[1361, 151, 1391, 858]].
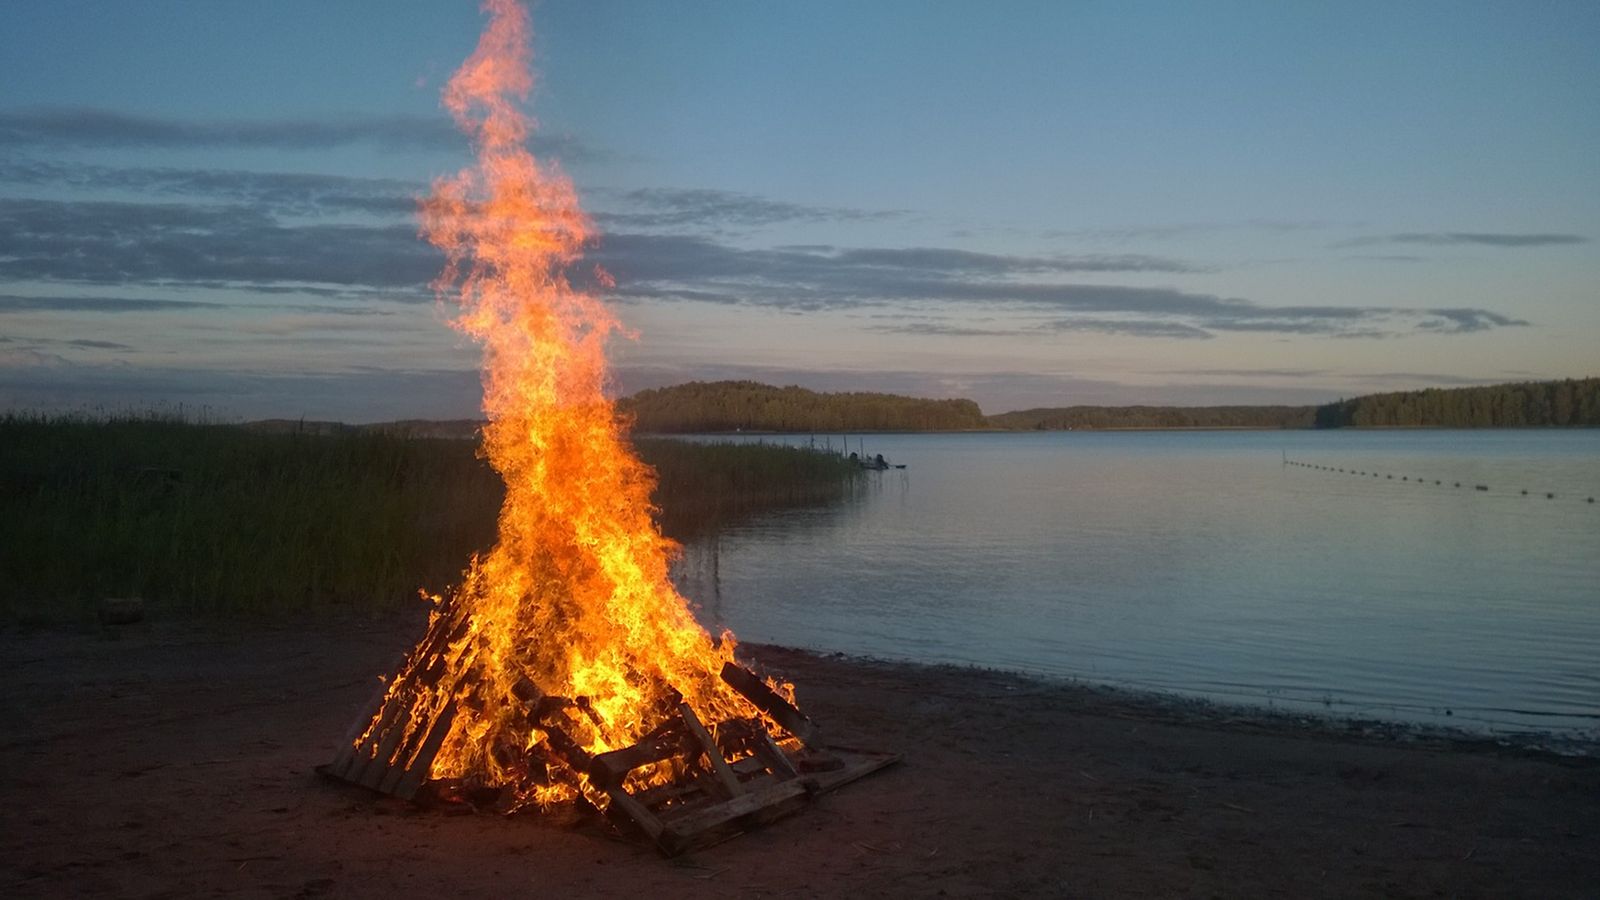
[[675, 430, 1600, 743]]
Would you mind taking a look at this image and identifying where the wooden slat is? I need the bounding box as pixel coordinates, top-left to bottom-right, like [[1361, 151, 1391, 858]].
[[327, 602, 468, 789], [678, 703, 743, 799], [358, 615, 474, 791], [328, 656, 405, 777], [392, 699, 459, 800], [748, 729, 801, 780], [601, 785, 667, 841], [656, 777, 817, 855], [353, 702, 416, 789], [805, 749, 903, 794]]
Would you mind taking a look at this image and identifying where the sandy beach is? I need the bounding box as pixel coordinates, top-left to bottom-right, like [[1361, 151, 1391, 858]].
[[3, 614, 1595, 898]]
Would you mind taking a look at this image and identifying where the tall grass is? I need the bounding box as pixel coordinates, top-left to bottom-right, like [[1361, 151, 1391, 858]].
[[635, 437, 864, 540], [0, 416, 860, 625]]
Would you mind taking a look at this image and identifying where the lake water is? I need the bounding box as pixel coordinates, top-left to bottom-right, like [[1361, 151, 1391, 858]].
[[672, 430, 1600, 747]]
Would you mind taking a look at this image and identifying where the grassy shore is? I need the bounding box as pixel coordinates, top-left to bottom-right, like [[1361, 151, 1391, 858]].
[[0, 416, 860, 625]]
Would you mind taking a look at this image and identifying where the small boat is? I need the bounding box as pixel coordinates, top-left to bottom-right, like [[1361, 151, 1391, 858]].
[[854, 453, 904, 471]]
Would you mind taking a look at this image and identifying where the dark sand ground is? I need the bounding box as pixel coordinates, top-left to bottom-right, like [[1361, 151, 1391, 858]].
[[3, 615, 1596, 898]]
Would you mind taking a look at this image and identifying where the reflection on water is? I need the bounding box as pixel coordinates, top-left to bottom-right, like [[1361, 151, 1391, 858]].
[[673, 430, 1600, 743]]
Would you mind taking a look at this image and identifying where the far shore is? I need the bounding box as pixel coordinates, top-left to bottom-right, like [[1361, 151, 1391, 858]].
[[4, 615, 1595, 897], [646, 426, 1302, 435]]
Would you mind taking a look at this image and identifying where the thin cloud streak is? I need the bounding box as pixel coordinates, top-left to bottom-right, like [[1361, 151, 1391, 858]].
[[0, 292, 230, 313], [595, 234, 1527, 338], [0, 106, 604, 161], [870, 318, 1215, 340], [590, 186, 905, 230], [0, 160, 418, 218], [0, 197, 439, 288], [1169, 368, 1514, 387], [1336, 232, 1587, 249], [1, 161, 909, 232]]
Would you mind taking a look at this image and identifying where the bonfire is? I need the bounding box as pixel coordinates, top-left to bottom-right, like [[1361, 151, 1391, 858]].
[[320, 0, 894, 854]]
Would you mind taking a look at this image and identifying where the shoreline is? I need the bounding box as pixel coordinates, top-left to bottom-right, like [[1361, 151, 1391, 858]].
[[4, 617, 1596, 897], [747, 643, 1600, 761], [642, 424, 1600, 436]]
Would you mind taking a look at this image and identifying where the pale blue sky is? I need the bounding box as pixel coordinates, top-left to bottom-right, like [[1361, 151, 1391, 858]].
[[1, 1, 1595, 419]]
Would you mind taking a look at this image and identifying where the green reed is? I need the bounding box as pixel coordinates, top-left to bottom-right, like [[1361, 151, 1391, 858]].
[[0, 416, 860, 626]]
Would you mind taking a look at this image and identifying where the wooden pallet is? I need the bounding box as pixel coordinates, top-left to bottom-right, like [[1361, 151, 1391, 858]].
[[320, 615, 899, 854], [533, 692, 900, 856], [320, 601, 472, 801]]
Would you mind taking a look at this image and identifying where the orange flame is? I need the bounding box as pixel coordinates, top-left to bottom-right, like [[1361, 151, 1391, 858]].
[[394, 0, 764, 805]]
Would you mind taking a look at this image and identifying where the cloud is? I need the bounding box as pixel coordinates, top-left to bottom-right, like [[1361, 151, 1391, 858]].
[[0, 194, 1528, 340], [0, 197, 439, 288], [1356, 371, 1515, 386], [1165, 368, 1532, 391], [870, 318, 1214, 339], [63, 338, 131, 349], [1422, 308, 1530, 333], [592, 233, 1198, 291], [593, 234, 1524, 338], [1, 162, 909, 233], [866, 321, 1026, 338], [0, 348, 70, 368], [0, 106, 604, 161], [1336, 232, 1587, 249], [1342, 254, 1425, 263], [1174, 367, 1331, 378], [1048, 219, 1341, 243], [0, 160, 418, 218], [824, 247, 1199, 275], [1044, 318, 1215, 339], [0, 334, 134, 353], [590, 187, 904, 231], [0, 292, 230, 313]]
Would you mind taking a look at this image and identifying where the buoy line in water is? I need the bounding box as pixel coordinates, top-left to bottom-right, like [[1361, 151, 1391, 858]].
[[1281, 458, 1595, 505]]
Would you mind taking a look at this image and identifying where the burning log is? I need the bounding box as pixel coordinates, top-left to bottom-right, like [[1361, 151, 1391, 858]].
[[321, 605, 899, 853], [720, 661, 819, 746], [588, 723, 692, 787]]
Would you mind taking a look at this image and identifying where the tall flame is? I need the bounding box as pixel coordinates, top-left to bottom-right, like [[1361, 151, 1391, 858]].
[[403, 0, 759, 804]]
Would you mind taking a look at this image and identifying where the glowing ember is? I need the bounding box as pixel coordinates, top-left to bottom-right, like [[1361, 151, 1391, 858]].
[[357, 0, 781, 810]]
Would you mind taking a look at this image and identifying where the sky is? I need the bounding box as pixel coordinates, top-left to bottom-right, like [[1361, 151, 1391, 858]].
[[1, 0, 1596, 421]]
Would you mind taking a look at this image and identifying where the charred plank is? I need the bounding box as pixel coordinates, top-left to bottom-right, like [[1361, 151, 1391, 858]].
[[720, 662, 818, 746]]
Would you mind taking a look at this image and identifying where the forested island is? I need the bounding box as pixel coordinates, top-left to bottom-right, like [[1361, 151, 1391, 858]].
[[618, 380, 989, 432], [617, 377, 1600, 432]]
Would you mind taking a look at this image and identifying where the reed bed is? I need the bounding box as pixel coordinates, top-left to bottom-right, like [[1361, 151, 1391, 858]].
[[0, 416, 860, 625]]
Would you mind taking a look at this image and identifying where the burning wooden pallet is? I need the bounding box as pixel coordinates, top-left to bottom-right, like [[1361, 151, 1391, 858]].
[[320, 609, 898, 855]]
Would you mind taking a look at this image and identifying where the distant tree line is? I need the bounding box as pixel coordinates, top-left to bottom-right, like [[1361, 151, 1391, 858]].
[[616, 377, 1600, 433], [619, 380, 990, 433], [989, 405, 1317, 430], [1313, 378, 1600, 428]]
